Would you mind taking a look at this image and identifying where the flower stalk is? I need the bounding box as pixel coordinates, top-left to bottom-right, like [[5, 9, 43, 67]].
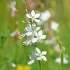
[[59, 41, 63, 70], [39, 61, 42, 70], [57, 37, 63, 70]]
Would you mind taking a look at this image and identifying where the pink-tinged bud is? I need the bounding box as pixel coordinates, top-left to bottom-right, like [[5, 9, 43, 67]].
[[29, 1, 37, 10], [18, 35, 22, 40], [16, 21, 19, 26], [12, 7, 18, 17], [16, 30, 20, 36]]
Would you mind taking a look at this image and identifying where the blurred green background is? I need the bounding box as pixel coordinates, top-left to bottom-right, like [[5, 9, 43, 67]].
[[0, 0, 70, 70]]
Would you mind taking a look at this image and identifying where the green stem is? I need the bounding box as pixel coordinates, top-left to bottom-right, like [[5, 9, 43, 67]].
[[57, 37, 63, 70], [47, 45, 50, 70], [60, 43, 63, 70], [39, 61, 42, 70]]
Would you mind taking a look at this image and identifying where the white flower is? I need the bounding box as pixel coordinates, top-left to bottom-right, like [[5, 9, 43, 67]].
[[12, 63, 16, 68], [51, 21, 59, 31], [26, 10, 40, 22], [35, 47, 47, 61], [36, 30, 46, 41], [22, 23, 40, 37], [40, 10, 51, 22], [55, 57, 68, 64], [54, 44, 66, 53], [28, 48, 47, 65]]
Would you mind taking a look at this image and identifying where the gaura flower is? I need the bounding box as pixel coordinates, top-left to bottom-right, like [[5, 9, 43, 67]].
[[16, 65, 31, 70], [35, 47, 47, 61], [51, 21, 59, 32], [54, 44, 66, 53], [26, 10, 40, 22], [22, 23, 40, 37], [55, 56, 68, 64], [28, 47, 47, 65], [36, 30, 46, 41], [40, 10, 51, 22]]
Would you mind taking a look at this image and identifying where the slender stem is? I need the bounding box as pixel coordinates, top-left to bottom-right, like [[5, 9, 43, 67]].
[[39, 61, 42, 70], [59, 42, 63, 70], [57, 37, 63, 70]]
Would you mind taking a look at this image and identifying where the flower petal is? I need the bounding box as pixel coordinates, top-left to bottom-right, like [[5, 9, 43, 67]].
[[42, 51, 47, 55], [55, 57, 61, 64], [34, 19, 40, 22], [51, 21, 59, 31], [36, 57, 42, 60], [35, 47, 41, 54], [26, 14, 32, 18], [31, 10, 35, 17], [38, 30, 43, 36], [34, 13, 40, 18], [25, 32, 32, 36], [41, 56, 47, 61], [36, 27, 40, 31], [32, 38, 38, 43], [32, 23, 36, 30], [28, 59, 35, 65], [64, 57, 68, 64], [40, 35, 46, 39]]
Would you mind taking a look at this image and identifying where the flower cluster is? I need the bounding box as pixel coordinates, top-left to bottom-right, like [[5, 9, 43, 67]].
[[22, 10, 46, 45]]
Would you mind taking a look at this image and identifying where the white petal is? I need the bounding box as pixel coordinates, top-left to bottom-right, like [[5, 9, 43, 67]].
[[40, 35, 46, 39], [31, 10, 35, 17], [25, 32, 32, 36], [41, 56, 47, 61], [38, 30, 43, 36], [35, 47, 41, 54], [28, 60, 35, 65], [32, 23, 36, 27], [51, 21, 59, 31], [34, 19, 40, 22], [36, 27, 40, 31], [12, 63, 16, 68], [36, 57, 42, 60], [32, 23, 36, 30], [55, 57, 61, 64], [26, 24, 32, 31], [26, 14, 32, 18], [23, 40, 31, 45], [40, 10, 51, 22], [64, 57, 68, 64], [32, 38, 38, 43], [34, 13, 40, 18], [42, 51, 47, 55]]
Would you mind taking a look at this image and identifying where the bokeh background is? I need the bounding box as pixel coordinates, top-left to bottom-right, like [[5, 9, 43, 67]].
[[0, 0, 70, 70]]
